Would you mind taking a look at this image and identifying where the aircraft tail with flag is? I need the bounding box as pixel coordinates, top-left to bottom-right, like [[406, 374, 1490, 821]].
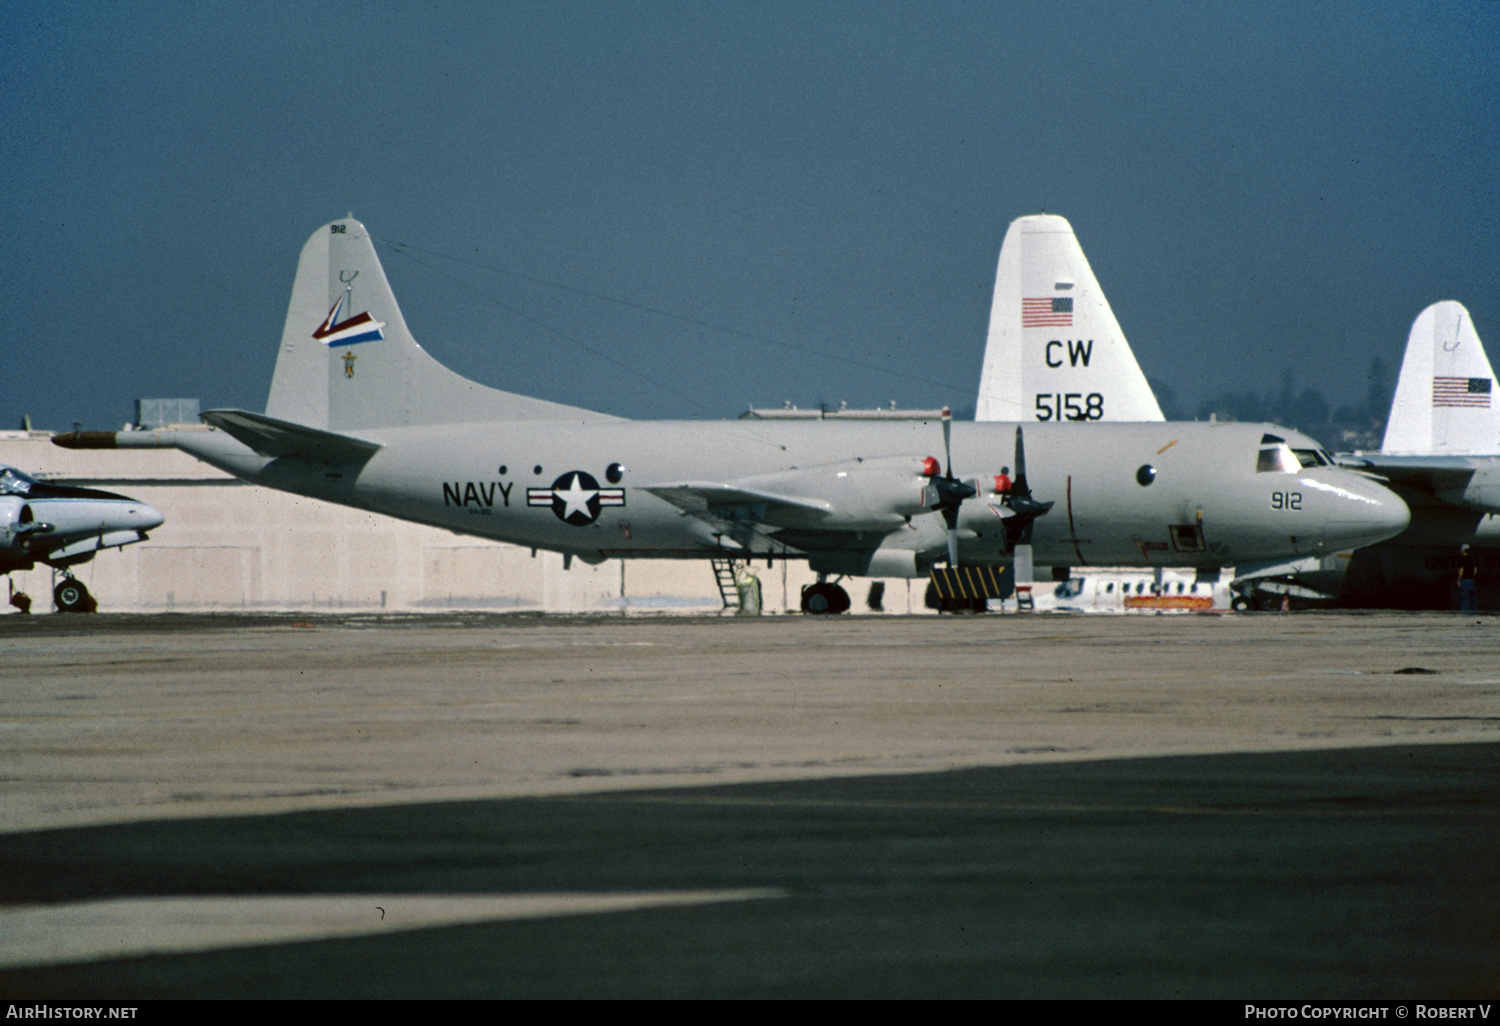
[[266, 217, 616, 432], [1381, 301, 1500, 455], [975, 214, 1163, 423]]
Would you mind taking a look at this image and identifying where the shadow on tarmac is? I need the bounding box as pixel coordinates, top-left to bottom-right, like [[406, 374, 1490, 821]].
[[3, 743, 1498, 998]]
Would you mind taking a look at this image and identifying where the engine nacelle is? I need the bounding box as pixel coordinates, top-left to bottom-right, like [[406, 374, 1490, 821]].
[[0, 495, 43, 551], [746, 455, 940, 530]]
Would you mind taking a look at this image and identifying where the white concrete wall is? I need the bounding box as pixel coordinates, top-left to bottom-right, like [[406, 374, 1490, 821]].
[[4, 433, 910, 615]]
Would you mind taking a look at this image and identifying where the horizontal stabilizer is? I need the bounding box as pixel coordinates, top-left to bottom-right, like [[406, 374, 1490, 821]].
[[201, 410, 383, 462]]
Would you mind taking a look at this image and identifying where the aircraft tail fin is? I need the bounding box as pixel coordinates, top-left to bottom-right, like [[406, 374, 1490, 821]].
[[975, 214, 1163, 423], [1381, 301, 1499, 455], [265, 217, 617, 431]]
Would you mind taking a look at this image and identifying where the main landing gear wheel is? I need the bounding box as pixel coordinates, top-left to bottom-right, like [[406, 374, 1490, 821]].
[[54, 578, 95, 613], [801, 582, 851, 614]]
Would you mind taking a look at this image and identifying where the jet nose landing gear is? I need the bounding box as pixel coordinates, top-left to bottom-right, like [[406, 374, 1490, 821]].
[[53, 576, 96, 613]]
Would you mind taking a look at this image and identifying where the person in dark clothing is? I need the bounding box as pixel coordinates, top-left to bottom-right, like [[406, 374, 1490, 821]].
[[1457, 544, 1479, 612]]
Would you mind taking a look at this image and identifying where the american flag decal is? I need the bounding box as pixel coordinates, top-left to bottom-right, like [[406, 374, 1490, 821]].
[[1432, 376, 1492, 408], [1022, 296, 1073, 328]]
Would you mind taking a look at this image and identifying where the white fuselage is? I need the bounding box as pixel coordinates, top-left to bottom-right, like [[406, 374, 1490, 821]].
[[172, 418, 1409, 577]]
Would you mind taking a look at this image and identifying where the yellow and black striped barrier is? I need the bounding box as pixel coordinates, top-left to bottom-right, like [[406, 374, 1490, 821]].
[[929, 565, 1012, 601]]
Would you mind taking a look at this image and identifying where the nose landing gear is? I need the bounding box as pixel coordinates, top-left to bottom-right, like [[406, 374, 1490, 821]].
[[53, 576, 96, 613]]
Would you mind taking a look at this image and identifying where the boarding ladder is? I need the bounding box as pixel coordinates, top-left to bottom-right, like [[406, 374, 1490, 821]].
[[712, 558, 740, 611]]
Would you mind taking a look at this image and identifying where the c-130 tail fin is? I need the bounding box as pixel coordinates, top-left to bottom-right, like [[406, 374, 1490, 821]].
[[1381, 301, 1500, 455], [976, 214, 1163, 424]]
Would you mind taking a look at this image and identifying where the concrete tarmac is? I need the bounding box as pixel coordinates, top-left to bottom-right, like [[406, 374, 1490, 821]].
[[1, 610, 1498, 997]]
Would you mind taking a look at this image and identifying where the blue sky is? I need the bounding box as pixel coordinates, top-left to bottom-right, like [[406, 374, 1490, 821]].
[[4, 1, 1497, 432]]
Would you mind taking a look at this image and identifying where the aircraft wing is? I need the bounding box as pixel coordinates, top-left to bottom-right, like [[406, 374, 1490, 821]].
[[1341, 454, 1476, 492], [201, 410, 383, 462], [1341, 452, 1500, 512], [641, 483, 833, 530]]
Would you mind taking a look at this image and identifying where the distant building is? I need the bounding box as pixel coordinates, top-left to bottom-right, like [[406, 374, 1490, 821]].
[[135, 398, 200, 429]]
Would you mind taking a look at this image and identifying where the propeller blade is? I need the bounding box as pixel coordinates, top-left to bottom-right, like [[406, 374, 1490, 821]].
[[1002, 425, 1054, 562], [927, 407, 972, 566], [1012, 431, 1037, 608], [942, 407, 954, 478], [1012, 426, 1028, 498], [944, 503, 961, 566]]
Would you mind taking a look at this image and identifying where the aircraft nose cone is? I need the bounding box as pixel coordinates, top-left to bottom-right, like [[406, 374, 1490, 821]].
[[134, 503, 166, 532], [1310, 471, 1410, 549]]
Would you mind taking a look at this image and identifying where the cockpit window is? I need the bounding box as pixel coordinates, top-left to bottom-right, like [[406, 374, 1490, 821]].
[[0, 467, 35, 496], [1292, 448, 1331, 467], [1256, 444, 1301, 474]]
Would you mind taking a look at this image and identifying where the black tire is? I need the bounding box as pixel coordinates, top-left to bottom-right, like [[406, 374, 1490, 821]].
[[54, 579, 93, 613], [801, 582, 850, 615]]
